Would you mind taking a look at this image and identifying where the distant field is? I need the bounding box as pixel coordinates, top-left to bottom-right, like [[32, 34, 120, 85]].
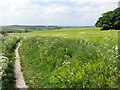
[[0, 25, 65, 33], [11, 27, 119, 88]]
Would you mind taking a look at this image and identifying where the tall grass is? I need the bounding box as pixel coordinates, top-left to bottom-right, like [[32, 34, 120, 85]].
[[20, 36, 118, 88], [0, 35, 20, 90]]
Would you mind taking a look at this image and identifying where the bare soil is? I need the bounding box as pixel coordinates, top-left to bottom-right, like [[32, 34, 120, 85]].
[[15, 41, 28, 88]]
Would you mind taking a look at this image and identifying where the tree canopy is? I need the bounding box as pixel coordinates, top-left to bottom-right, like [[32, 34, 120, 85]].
[[95, 8, 120, 30]]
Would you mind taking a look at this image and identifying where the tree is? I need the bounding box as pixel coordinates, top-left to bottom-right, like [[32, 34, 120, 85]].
[[95, 8, 120, 30], [24, 29, 29, 33], [0, 31, 8, 36]]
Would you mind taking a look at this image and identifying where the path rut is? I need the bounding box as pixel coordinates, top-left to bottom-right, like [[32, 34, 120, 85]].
[[15, 41, 28, 88]]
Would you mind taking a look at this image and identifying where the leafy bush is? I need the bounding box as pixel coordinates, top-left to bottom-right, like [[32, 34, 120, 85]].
[[0, 35, 20, 90], [95, 8, 120, 30]]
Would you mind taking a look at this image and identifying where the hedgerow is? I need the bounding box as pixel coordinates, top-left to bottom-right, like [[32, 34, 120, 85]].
[[0, 35, 20, 90]]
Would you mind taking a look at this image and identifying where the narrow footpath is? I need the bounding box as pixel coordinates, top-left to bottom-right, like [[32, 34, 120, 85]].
[[15, 41, 28, 88]]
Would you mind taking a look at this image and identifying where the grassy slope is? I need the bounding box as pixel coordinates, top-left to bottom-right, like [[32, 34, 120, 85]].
[[11, 27, 119, 88]]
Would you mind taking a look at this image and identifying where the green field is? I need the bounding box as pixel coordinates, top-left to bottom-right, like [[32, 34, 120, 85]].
[[18, 27, 119, 88], [1, 27, 119, 88], [0, 25, 65, 33]]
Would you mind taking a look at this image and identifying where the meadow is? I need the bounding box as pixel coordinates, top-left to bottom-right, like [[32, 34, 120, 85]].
[[15, 27, 119, 88], [1, 27, 119, 88]]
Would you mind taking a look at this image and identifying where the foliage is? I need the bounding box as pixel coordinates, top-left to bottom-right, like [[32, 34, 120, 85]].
[[0, 35, 20, 90], [0, 30, 25, 33], [0, 31, 8, 36], [95, 8, 120, 30], [24, 29, 30, 33]]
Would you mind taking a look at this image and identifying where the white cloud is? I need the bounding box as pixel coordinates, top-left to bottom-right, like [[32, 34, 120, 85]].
[[0, 0, 40, 17], [0, 0, 71, 17], [29, 0, 119, 2], [43, 4, 70, 14], [0, 0, 119, 25]]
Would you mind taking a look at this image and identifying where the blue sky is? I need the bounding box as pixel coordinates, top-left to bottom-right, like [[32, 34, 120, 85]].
[[0, 0, 119, 26]]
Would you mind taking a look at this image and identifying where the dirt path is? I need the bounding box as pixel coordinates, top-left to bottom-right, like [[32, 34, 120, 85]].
[[15, 41, 28, 88]]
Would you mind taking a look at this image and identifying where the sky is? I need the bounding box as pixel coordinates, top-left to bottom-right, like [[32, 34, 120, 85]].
[[0, 0, 119, 26]]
